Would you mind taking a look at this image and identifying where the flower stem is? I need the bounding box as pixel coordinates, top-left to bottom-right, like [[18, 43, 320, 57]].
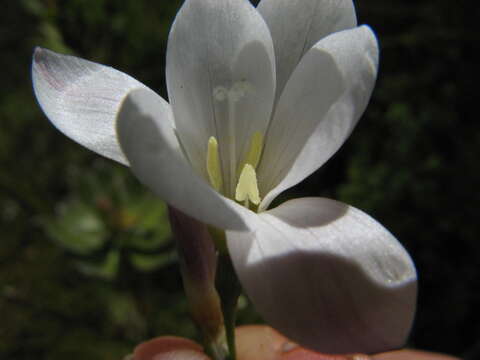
[[216, 252, 242, 360]]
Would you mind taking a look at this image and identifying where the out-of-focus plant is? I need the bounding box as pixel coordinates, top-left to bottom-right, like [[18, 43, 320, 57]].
[[42, 164, 175, 280]]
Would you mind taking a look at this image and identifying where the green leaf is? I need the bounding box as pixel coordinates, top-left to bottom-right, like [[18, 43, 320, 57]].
[[43, 201, 107, 255]]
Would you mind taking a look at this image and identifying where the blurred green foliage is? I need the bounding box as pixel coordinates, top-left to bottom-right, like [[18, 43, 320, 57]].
[[42, 164, 175, 278], [0, 0, 477, 359]]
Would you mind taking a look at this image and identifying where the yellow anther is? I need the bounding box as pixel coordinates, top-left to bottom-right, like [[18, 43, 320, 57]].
[[206, 136, 223, 192], [243, 131, 264, 169], [235, 164, 261, 206]]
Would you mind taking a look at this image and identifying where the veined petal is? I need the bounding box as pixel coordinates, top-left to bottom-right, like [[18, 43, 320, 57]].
[[116, 88, 249, 231], [227, 197, 417, 355], [32, 47, 159, 165], [257, 0, 357, 101], [259, 26, 379, 211], [166, 0, 275, 197]]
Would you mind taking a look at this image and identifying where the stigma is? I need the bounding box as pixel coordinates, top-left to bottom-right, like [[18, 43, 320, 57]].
[[235, 163, 260, 206]]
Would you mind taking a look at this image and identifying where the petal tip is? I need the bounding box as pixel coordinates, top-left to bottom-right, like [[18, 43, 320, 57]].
[[32, 47, 45, 74], [33, 46, 43, 59], [32, 46, 53, 67]]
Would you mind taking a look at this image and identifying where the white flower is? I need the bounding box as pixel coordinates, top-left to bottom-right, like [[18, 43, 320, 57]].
[[32, 0, 417, 354]]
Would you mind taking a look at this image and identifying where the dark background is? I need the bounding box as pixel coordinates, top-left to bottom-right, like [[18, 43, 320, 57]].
[[0, 1, 477, 359]]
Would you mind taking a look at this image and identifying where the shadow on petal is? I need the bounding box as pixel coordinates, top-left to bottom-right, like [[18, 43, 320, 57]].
[[116, 89, 249, 231], [273, 197, 349, 228], [243, 250, 416, 354], [228, 198, 417, 354]]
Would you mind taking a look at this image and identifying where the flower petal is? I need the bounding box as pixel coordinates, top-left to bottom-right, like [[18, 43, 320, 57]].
[[235, 325, 287, 360], [32, 47, 159, 165], [259, 26, 379, 210], [235, 325, 354, 360], [166, 0, 276, 197], [227, 197, 417, 355], [116, 88, 249, 231], [257, 0, 357, 100], [133, 336, 209, 360], [372, 350, 460, 360]]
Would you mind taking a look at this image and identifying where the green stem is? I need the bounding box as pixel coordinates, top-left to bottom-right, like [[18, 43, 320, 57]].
[[202, 331, 228, 360], [216, 252, 242, 360]]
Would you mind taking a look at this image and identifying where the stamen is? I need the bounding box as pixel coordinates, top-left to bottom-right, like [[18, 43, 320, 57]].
[[235, 164, 261, 206], [206, 136, 223, 192], [243, 131, 264, 169]]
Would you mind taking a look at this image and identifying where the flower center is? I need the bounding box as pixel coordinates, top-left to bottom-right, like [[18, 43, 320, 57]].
[[206, 132, 264, 208]]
